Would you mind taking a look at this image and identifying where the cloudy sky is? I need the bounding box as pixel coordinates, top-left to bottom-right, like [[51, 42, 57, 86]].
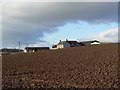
[[1, 0, 119, 49]]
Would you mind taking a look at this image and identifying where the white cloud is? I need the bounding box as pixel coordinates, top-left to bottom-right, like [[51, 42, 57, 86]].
[[93, 28, 118, 42], [78, 28, 119, 43], [28, 42, 49, 47]]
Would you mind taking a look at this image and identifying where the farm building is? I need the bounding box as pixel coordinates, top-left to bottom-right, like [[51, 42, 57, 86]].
[[52, 39, 82, 49], [24, 47, 50, 53], [57, 40, 70, 49], [80, 40, 100, 46], [52, 40, 100, 49], [0, 48, 23, 55]]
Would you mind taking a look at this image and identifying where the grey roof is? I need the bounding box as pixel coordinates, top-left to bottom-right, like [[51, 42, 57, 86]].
[[25, 47, 50, 49], [1, 48, 23, 52], [57, 40, 100, 46], [58, 41, 68, 45], [80, 40, 100, 43], [58, 40, 79, 45], [67, 41, 78, 44]]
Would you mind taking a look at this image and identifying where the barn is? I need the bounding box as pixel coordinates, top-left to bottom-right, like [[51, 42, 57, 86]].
[[80, 40, 100, 46], [24, 47, 50, 53]]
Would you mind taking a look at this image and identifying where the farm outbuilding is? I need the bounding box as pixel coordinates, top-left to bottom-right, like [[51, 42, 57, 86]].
[[80, 40, 100, 46], [0, 48, 23, 55], [24, 47, 50, 53]]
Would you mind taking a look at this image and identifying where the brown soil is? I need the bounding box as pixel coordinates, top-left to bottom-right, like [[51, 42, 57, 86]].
[[2, 44, 119, 89]]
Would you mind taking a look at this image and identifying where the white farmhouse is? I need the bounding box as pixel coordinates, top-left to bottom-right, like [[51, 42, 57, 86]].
[[57, 40, 70, 49], [52, 39, 81, 49]]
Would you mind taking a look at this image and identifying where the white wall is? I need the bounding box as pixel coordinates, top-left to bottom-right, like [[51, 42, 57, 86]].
[[91, 42, 100, 45], [57, 44, 63, 49], [24, 49, 35, 53], [24, 49, 27, 53], [57, 42, 70, 49]]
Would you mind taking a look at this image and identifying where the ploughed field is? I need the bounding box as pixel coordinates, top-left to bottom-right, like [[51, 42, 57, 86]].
[[2, 44, 119, 89]]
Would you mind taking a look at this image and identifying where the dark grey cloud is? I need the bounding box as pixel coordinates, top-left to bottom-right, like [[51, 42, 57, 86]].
[[2, 2, 118, 47]]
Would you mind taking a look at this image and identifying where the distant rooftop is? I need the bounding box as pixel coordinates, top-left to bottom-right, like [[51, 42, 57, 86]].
[[25, 47, 50, 49]]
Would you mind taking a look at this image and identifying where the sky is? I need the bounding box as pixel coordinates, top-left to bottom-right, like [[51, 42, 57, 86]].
[[1, 0, 119, 49]]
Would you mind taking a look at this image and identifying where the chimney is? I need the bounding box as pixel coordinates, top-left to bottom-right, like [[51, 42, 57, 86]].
[[59, 40, 61, 42], [66, 39, 68, 41]]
